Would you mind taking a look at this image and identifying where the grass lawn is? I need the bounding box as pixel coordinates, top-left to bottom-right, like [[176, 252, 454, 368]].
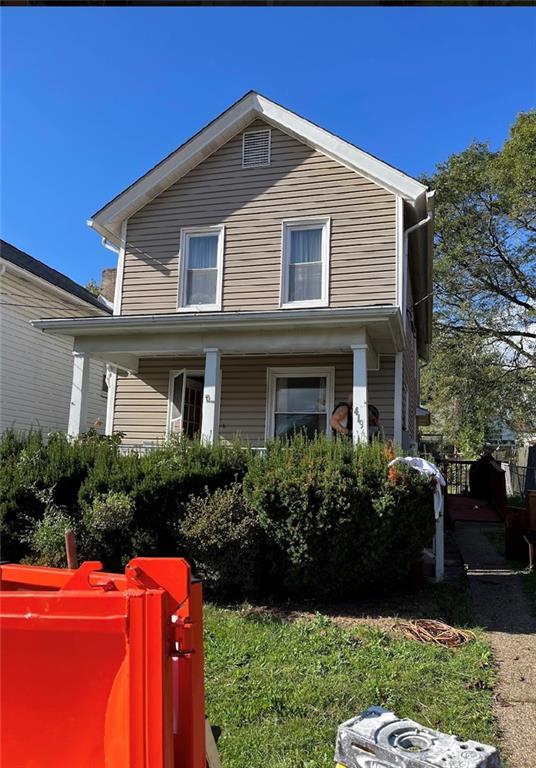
[[204, 592, 497, 768]]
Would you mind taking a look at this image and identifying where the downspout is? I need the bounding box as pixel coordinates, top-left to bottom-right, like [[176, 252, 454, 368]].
[[400, 199, 434, 447], [402, 203, 434, 334], [101, 237, 119, 255]]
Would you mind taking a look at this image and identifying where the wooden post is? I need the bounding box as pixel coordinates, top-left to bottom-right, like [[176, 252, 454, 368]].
[[64, 529, 78, 569]]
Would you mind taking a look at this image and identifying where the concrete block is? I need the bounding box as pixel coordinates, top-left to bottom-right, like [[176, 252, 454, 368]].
[[335, 706, 501, 767]]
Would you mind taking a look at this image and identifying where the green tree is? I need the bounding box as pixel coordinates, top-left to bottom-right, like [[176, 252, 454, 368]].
[[421, 111, 536, 455], [422, 110, 535, 368], [85, 278, 100, 296], [421, 329, 534, 458]]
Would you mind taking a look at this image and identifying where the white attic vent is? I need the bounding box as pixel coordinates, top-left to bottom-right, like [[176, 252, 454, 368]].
[[242, 129, 271, 168]]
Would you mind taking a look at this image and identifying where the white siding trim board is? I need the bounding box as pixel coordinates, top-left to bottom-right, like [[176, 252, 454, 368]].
[[113, 219, 128, 316]]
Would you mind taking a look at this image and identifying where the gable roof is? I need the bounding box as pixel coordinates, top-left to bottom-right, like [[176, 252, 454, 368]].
[[0, 239, 111, 314], [88, 91, 429, 244]]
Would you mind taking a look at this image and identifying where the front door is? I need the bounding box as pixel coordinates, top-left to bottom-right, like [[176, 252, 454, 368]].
[[168, 371, 204, 438]]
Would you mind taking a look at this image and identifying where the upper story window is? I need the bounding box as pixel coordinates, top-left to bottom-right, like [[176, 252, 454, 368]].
[[178, 225, 224, 312], [280, 218, 330, 309]]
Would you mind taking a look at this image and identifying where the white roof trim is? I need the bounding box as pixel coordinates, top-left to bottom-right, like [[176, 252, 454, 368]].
[[89, 92, 428, 243], [31, 305, 401, 336]]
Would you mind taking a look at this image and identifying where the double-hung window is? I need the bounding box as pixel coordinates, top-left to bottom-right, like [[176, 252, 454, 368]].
[[281, 218, 330, 308], [266, 367, 334, 440], [178, 225, 224, 311]]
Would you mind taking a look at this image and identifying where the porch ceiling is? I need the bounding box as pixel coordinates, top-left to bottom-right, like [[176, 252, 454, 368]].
[[32, 306, 404, 371]]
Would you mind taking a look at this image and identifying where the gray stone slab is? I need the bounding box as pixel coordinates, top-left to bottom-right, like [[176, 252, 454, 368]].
[[335, 706, 502, 768]]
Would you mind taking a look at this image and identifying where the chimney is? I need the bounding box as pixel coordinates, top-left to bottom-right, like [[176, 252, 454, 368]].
[[100, 268, 117, 303]]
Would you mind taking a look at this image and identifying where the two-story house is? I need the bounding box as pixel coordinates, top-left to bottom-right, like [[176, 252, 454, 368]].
[[34, 92, 434, 449]]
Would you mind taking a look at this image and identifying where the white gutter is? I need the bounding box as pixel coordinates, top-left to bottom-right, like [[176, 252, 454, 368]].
[[32, 305, 400, 334]]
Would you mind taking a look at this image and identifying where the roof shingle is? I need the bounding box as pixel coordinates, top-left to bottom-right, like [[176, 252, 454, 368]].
[[0, 239, 112, 314]]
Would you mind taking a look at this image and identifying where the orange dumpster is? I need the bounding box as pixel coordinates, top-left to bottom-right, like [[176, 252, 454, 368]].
[[0, 558, 206, 768]]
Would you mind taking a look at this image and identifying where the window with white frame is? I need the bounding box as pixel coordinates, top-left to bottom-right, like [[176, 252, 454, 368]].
[[281, 219, 330, 308], [266, 367, 334, 440], [178, 226, 224, 310]]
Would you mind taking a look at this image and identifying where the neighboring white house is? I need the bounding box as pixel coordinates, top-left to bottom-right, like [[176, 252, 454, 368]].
[[0, 240, 112, 435]]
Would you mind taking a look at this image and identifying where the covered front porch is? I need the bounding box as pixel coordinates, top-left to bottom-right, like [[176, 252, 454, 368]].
[[110, 351, 397, 448], [33, 306, 406, 448]]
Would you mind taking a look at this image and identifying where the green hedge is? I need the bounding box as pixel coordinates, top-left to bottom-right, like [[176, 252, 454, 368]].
[[243, 436, 434, 597], [0, 430, 248, 567], [0, 430, 434, 599]]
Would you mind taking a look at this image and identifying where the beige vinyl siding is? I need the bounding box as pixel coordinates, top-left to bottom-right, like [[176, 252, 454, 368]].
[[0, 271, 107, 434], [121, 119, 396, 315], [113, 354, 395, 445], [113, 357, 204, 444]]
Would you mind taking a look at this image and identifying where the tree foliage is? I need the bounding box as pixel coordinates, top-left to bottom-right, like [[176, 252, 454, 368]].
[[85, 278, 101, 297], [421, 330, 534, 458], [422, 110, 535, 367], [421, 111, 536, 455]]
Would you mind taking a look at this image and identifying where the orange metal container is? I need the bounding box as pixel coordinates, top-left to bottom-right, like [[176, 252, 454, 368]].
[[0, 558, 206, 768]]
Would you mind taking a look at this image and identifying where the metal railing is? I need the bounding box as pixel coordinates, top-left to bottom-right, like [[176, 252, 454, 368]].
[[440, 460, 473, 495], [503, 463, 536, 500]]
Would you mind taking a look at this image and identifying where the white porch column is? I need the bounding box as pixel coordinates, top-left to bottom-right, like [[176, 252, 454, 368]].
[[393, 351, 403, 447], [201, 348, 221, 445], [105, 365, 117, 436], [351, 344, 368, 444], [68, 350, 90, 438]]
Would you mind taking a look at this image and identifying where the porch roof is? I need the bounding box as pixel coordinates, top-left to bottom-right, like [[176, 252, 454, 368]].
[[32, 306, 404, 372]]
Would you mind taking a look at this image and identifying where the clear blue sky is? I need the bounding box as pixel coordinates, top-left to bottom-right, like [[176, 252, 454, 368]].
[[1, 7, 535, 286]]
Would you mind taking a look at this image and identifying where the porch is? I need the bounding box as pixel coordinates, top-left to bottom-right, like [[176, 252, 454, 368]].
[[32, 306, 406, 447], [110, 352, 397, 448]]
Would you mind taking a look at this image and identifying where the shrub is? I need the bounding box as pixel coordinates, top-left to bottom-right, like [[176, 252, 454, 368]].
[[0, 430, 251, 569], [0, 430, 123, 562], [244, 435, 434, 598], [80, 490, 157, 567], [22, 488, 75, 568], [0, 431, 50, 561], [86, 490, 135, 532], [0, 430, 436, 601], [180, 483, 265, 597], [77, 437, 250, 563]]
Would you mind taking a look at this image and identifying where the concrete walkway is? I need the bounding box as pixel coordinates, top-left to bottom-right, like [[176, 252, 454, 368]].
[[455, 522, 536, 767]]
